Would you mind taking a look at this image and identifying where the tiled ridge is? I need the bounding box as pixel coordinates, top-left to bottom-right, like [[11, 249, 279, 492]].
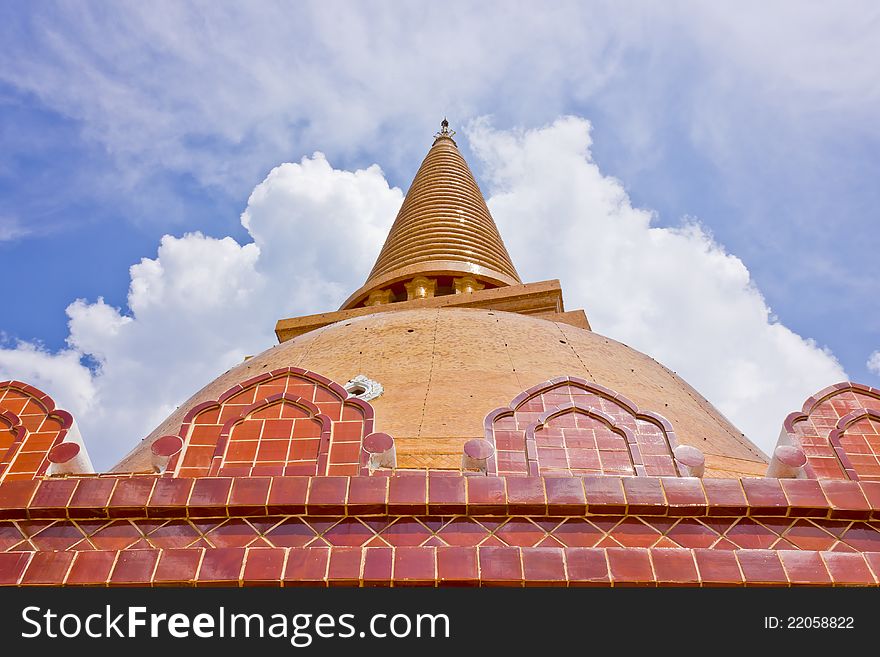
[[0, 474, 877, 521], [1, 546, 877, 587]]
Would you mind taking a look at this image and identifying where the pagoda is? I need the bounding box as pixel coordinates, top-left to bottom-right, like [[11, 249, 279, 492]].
[[2, 121, 879, 587]]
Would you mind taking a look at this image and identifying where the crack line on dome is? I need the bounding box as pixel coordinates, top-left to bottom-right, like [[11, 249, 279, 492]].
[[555, 322, 594, 382], [415, 308, 441, 439]]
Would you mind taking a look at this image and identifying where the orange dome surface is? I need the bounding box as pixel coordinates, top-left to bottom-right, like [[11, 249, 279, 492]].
[[117, 308, 766, 477]]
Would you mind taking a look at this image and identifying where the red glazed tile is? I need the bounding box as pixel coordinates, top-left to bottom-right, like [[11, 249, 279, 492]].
[[307, 477, 348, 515], [724, 518, 781, 549], [362, 547, 392, 586], [782, 519, 837, 551], [0, 552, 33, 585], [380, 518, 430, 546], [242, 547, 285, 586], [148, 478, 194, 518], [205, 518, 260, 548], [264, 518, 317, 548], [605, 517, 661, 548], [819, 480, 871, 520], [821, 552, 875, 585], [144, 519, 201, 549], [736, 550, 788, 585], [505, 477, 546, 515], [606, 548, 654, 586], [694, 549, 743, 586], [428, 475, 466, 514], [388, 473, 427, 515], [702, 479, 747, 516], [478, 546, 522, 586], [28, 479, 78, 518], [68, 478, 117, 519], [188, 478, 232, 517], [284, 547, 329, 587], [227, 477, 270, 516], [89, 519, 143, 551], [323, 517, 375, 547], [326, 546, 362, 586], [665, 518, 720, 549], [21, 551, 75, 585], [544, 477, 587, 515], [106, 477, 156, 518], [436, 518, 489, 546], [741, 478, 789, 516], [779, 479, 829, 517], [29, 521, 86, 551], [622, 477, 665, 515], [779, 551, 831, 585], [109, 550, 159, 586], [197, 547, 245, 585], [564, 547, 609, 586], [437, 547, 478, 586], [348, 476, 388, 514], [660, 478, 707, 515], [154, 548, 202, 586], [466, 476, 506, 515], [394, 546, 436, 586], [583, 476, 626, 514], [860, 481, 880, 519], [267, 477, 309, 514], [495, 518, 545, 547], [551, 518, 603, 548], [650, 548, 698, 586], [0, 480, 39, 519], [864, 552, 880, 583], [521, 547, 566, 586], [0, 522, 25, 551]]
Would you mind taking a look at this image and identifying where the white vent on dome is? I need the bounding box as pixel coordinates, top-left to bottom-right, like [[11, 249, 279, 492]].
[[344, 374, 383, 401]]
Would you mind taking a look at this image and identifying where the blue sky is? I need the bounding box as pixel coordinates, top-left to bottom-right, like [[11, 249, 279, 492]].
[[0, 2, 878, 467]]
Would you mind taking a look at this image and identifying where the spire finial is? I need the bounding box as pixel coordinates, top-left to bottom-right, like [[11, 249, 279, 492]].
[[435, 117, 455, 139]]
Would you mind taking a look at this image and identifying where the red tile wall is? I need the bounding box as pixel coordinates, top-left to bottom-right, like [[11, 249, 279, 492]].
[[0, 381, 72, 482], [486, 378, 678, 478], [785, 384, 880, 481]]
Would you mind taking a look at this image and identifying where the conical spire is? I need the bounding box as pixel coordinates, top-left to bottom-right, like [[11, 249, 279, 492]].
[[341, 120, 521, 309]]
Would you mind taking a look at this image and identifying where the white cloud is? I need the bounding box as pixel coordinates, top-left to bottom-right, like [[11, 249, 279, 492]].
[[868, 351, 880, 376], [0, 216, 32, 241], [0, 153, 401, 468], [0, 342, 96, 415], [0, 118, 849, 467], [470, 117, 847, 450], [1, 2, 876, 196]]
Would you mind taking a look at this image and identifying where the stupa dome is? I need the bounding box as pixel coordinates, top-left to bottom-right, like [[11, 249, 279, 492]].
[[117, 307, 766, 477]]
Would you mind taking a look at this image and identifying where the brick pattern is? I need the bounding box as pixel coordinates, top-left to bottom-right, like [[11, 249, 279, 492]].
[[2, 546, 878, 586], [784, 382, 880, 481], [169, 368, 375, 478], [0, 381, 73, 482], [1, 473, 880, 587], [2, 474, 878, 521], [3, 513, 880, 552], [485, 377, 679, 478]]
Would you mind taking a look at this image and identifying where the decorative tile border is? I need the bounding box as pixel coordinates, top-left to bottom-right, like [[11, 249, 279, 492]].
[[0, 381, 74, 482], [1, 474, 878, 521], [1, 546, 877, 587], [484, 377, 680, 478], [782, 381, 880, 481]]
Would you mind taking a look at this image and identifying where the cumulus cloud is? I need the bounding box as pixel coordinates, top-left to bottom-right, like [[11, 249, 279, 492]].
[[868, 351, 880, 376], [0, 153, 401, 468], [0, 118, 848, 467], [470, 117, 847, 448], [1, 2, 876, 193]]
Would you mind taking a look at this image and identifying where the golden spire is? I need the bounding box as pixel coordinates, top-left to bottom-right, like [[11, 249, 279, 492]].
[[341, 119, 521, 309]]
